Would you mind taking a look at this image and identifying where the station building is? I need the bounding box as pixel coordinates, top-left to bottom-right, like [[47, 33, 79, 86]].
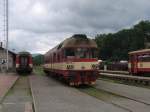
[[0, 46, 16, 71]]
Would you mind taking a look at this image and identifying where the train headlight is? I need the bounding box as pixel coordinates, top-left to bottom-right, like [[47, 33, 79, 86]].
[[91, 64, 98, 69], [29, 64, 33, 68], [67, 65, 74, 69]]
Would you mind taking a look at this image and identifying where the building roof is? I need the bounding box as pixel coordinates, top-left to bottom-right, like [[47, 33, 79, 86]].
[[0, 47, 16, 55], [128, 49, 150, 55]]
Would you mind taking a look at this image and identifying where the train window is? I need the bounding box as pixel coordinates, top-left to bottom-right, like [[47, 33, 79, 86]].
[[65, 48, 97, 59], [75, 48, 97, 58], [65, 49, 75, 57], [20, 56, 28, 66], [57, 54, 60, 62], [53, 53, 56, 62], [91, 49, 97, 58], [76, 48, 88, 58], [138, 55, 150, 62]]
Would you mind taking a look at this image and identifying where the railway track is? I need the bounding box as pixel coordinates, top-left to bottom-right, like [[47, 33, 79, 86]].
[[31, 70, 150, 112], [99, 70, 129, 75], [99, 72, 150, 86], [1, 71, 150, 112], [79, 85, 150, 112], [77, 73, 150, 112]]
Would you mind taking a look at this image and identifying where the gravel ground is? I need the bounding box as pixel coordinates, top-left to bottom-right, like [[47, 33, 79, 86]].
[[30, 75, 129, 112]]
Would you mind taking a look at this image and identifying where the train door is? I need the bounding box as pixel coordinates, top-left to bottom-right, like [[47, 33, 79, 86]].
[[131, 55, 138, 74], [20, 56, 29, 67]]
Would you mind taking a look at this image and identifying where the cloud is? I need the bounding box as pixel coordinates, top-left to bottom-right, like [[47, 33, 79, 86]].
[[0, 0, 150, 53]]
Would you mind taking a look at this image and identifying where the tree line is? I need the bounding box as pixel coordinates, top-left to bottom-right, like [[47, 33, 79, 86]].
[[33, 20, 150, 65], [32, 54, 44, 66], [95, 20, 150, 61]]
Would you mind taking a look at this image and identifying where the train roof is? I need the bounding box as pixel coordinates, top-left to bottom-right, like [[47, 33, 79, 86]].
[[18, 51, 31, 56], [62, 34, 97, 48], [128, 49, 150, 55], [45, 34, 97, 55]]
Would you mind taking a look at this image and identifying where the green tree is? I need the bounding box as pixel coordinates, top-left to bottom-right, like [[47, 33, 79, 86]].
[[33, 54, 44, 66], [95, 20, 150, 61]]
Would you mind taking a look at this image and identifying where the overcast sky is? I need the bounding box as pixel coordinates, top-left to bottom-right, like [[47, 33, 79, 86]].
[[0, 0, 150, 54]]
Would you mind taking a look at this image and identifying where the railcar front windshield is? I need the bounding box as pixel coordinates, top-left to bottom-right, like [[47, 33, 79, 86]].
[[65, 48, 97, 59], [19, 56, 29, 67], [138, 54, 150, 62]]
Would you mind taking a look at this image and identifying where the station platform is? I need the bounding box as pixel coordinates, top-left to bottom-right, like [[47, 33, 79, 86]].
[[0, 73, 18, 102]]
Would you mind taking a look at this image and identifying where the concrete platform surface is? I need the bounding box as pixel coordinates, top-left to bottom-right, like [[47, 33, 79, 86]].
[[96, 80, 150, 105], [30, 75, 129, 112], [1, 76, 33, 112], [0, 73, 18, 102]]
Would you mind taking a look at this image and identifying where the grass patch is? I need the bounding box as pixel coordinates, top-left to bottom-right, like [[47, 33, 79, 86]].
[[34, 66, 45, 76], [78, 86, 120, 101]]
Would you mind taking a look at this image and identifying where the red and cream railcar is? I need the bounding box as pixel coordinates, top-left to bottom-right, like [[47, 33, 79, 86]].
[[16, 51, 33, 74], [43, 34, 99, 86], [128, 49, 150, 75]]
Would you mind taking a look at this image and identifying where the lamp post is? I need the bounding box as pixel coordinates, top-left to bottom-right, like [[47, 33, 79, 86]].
[[6, 0, 9, 71]]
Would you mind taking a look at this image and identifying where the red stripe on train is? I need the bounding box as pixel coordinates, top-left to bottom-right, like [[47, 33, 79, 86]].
[[137, 68, 150, 72]]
